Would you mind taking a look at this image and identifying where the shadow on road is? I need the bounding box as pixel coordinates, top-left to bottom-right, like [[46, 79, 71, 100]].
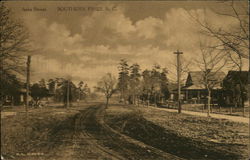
[[106, 111, 244, 160]]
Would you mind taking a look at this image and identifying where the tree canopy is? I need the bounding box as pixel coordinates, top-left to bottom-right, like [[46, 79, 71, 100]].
[[0, 3, 30, 104]]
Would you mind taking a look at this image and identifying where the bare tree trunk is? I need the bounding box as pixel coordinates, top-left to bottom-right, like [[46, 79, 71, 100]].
[[147, 93, 150, 107], [122, 89, 125, 105], [66, 80, 70, 108], [202, 104, 205, 113], [133, 94, 135, 105], [243, 106, 245, 117], [154, 93, 157, 107], [240, 84, 245, 116], [207, 90, 211, 117], [230, 104, 234, 115], [11, 96, 14, 106], [120, 89, 124, 104], [105, 97, 109, 108], [137, 96, 139, 107]]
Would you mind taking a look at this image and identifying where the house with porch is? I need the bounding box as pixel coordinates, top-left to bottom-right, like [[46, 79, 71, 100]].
[[181, 71, 226, 104]]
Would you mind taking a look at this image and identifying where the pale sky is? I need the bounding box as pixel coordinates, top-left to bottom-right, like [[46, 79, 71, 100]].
[[6, 1, 249, 88]]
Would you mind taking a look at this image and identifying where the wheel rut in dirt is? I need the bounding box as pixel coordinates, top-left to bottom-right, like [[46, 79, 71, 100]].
[[105, 106, 244, 160], [46, 104, 182, 160], [78, 105, 182, 160], [46, 106, 124, 160]]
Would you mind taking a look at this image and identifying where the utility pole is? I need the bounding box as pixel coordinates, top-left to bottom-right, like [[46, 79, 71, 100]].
[[25, 55, 31, 142], [26, 55, 31, 112], [67, 79, 70, 108], [174, 50, 183, 114]]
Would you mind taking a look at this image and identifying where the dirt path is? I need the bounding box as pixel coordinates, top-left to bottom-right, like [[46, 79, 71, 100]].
[[149, 106, 249, 124]]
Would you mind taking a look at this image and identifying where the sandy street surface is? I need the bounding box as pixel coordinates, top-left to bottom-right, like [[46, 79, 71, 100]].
[[1, 102, 248, 160], [1, 103, 181, 160]]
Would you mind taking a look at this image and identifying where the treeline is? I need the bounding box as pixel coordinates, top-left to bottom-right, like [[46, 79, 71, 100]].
[[30, 78, 90, 106], [117, 59, 170, 106]]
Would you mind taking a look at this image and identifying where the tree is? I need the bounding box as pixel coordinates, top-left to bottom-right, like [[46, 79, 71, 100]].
[[188, 1, 248, 62], [223, 71, 248, 108], [159, 68, 170, 101], [0, 71, 23, 106], [188, 1, 249, 108], [141, 65, 170, 106], [78, 81, 84, 100], [128, 63, 141, 104], [53, 78, 78, 107], [82, 84, 90, 100], [142, 69, 153, 106], [0, 3, 30, 104], [30, 82, 49, 106], [76, 81, 90, 101], [78, 81, 84, 88], [39, 78, 46, 88], [54, 78, 65, 102], [195, 41, 228, 117], [47, 79, 56, 94], [95, 73, 117, 108], [63, 80, 77, 107], [168, 57, 192, 85], [0, 3, 29, 74], [117, 59, 130, 103], [151, 64, 163, 106]]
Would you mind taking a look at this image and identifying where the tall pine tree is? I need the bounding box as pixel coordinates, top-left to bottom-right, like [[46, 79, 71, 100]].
[[117, 59, 130, 103], [129, 63, 141, 104]]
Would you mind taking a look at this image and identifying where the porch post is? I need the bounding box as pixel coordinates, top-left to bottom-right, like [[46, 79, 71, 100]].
[[186, 90, 188, 101], [198, 90, 200, 103]]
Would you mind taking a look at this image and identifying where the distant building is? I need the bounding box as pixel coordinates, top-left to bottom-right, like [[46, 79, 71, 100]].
[[3, 84, 28, 106], [1, 71, 28, 106]]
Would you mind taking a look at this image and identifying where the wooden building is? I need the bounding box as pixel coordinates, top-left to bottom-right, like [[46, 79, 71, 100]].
[[181, 71, 226, 104], [222, 70, 249, 107]]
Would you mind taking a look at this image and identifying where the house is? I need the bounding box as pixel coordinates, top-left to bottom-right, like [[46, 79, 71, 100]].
[[181, 71, 226, 104], [222, 70, 249, 107], [1, 71, 29, 106], [223, 70, 249, 86], [12, 88, 27, 105], [2, 85, 28, 106]]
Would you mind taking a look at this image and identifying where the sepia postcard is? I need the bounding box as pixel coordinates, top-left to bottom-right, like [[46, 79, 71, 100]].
[[1, 0, 249, 160]]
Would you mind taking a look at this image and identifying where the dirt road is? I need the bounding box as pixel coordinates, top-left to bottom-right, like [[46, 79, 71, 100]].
[[2, 103, 247, 160], [41, 104, 182, 160]]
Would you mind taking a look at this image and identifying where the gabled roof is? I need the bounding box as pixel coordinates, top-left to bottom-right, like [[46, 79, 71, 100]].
[[224, 70, 249, 84], [188, 71, 225, 84], [184, 71, 226, 90]]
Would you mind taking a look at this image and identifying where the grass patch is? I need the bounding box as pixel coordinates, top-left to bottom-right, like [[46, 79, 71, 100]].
[[1, 108, 78, 159]]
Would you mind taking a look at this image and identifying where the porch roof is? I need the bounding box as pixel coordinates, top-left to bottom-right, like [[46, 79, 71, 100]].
[[182, 84, 222, 90]]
